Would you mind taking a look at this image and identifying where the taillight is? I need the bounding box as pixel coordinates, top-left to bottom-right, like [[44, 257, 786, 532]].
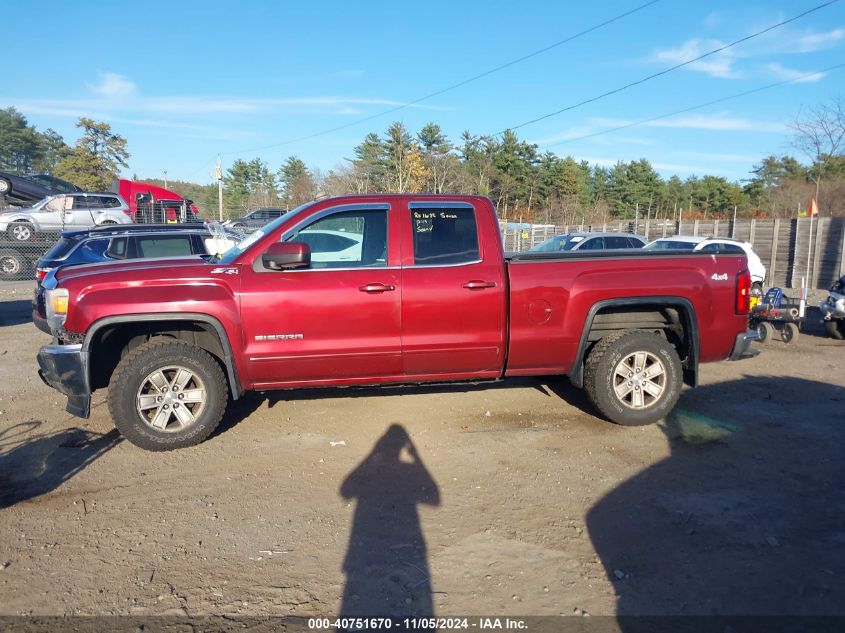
[[736, 269, 751, 315], [35, 267, 50, 282]]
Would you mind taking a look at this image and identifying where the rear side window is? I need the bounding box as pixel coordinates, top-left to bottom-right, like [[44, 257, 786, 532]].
[[42, 237, 78, 260], [605, 236, 630, 249], [80, 238, 110, 258], [627, 237, 645, 248], [134, 235, 195, 258], [412, 208, 479, 265]]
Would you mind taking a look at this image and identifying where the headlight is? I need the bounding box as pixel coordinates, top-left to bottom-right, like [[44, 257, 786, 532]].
[[45, 288, 69, 330]]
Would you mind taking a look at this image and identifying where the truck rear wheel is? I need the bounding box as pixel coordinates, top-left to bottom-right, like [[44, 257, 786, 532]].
[[584, 331, 682, 426], [107, 339, 228, 451]]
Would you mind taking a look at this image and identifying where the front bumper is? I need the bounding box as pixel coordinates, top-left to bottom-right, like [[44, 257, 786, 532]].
[[729, 329, 761, 361], [36, 344, 91, 418]]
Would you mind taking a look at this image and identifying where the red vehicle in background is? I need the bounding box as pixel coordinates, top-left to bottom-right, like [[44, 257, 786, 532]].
[[112, 179, 201, 223]]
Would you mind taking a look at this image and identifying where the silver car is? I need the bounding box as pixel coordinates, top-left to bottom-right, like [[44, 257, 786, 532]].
[[0, 192, 133, 241], [530, 231, 647, 252]]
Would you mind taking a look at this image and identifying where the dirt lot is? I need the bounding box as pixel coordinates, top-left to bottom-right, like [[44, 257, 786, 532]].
[[1, 280, 844, 620]]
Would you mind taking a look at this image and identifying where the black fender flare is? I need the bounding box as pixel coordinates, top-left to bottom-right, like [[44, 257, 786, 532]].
[[83, 312, 243, 399], [567, 296, 699, 389]]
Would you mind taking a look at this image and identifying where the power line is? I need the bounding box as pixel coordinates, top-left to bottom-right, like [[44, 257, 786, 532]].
[[218, 0, 662, 157], [494, 0, 841, 136], [539, 62, 845, 149]]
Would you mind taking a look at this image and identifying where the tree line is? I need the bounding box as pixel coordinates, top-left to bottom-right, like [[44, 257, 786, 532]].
[[2, 98, 843, 222]]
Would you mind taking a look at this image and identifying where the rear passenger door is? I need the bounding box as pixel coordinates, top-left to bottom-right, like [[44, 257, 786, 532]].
[[400, 201, 506, 377]]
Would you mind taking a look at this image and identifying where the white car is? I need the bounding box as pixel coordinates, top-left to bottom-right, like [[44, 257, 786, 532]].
[[295, 229, 364, 263], [0, 192, 133, 241], [644, 236, 766, 287]]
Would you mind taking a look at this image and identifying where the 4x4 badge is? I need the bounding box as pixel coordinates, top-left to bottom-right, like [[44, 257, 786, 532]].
[[211, 267, 239, 275]]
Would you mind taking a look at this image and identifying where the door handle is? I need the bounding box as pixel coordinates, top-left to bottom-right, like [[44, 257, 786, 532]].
[[359, 283, 396, 293], [462, 280, 497, 290]]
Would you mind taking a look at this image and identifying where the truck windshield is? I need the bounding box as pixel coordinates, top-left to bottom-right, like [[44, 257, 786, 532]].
[[530, 235, 584, 252], [216, 201, 315, 264], [643, 241, 697, 250]]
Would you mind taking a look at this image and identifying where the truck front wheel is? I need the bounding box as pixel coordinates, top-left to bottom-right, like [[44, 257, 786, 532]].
[[107, 339, 228, 451], [584, 331, 682, 426]]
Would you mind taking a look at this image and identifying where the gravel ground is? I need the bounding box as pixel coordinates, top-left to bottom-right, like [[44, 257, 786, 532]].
[[1, 280, 844, 620]]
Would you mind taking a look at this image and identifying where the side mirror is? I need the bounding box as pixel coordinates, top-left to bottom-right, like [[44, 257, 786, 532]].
[[262, 241, 311, 271]]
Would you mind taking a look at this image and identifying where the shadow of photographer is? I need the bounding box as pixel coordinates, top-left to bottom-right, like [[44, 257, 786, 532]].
[[339, 424, 440, 619]]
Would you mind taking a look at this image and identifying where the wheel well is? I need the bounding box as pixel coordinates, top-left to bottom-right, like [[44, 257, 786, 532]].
[[88, 320, 227, 391], [571, 301, 698, 388]]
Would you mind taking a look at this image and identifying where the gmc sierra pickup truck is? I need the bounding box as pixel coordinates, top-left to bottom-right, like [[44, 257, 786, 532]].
[[35, 194, 758, 450]]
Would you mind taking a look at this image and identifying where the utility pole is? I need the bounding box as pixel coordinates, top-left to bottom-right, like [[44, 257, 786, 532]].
[[216, 156, 223, 222], [162, 169, 168, 189]]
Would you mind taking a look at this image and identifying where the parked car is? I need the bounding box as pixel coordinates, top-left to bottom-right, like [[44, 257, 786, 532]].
[[820, 274, 845, 340], [32, 224, 245, 328], [225, 208, 286, 230], [33, 223, 245, 284], [295, 229, 364, 263], [530, 232, 646, 252], [0, 193, 132, 241], [644, 236, 766, 288], [0, 172, 82, 206], [34, 194, 757, 450]]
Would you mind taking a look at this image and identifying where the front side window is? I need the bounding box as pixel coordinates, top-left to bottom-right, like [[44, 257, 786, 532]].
[[286, 209, 386, 269], [43, 196, 67, 212], [412, 208, 479, 265], [579, 237, 605, 250], [98, 196, 121, 208]]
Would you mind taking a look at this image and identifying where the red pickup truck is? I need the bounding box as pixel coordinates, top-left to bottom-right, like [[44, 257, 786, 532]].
[[35, 194, 757, 450]]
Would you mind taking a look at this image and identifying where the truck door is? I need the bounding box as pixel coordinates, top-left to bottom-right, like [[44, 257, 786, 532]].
[[239, 203, 402, 385], [400, 201, 506, 377]]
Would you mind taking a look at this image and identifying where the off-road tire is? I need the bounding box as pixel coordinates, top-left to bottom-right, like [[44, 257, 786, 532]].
[[584, 331, 683, 426], [756, 321, 775, 343], [107, 339, 228, 451], [782, 322, 799, 344], [824, 320, 845, 340], [7, 220, 34, 242], [0, 250, 31, 280]]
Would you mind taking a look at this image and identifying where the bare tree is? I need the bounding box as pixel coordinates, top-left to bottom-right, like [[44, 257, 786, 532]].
[[790, 96, 845, 213]]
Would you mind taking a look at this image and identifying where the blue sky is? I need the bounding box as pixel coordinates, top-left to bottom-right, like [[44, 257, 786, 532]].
[[5, 0, 844, 184]]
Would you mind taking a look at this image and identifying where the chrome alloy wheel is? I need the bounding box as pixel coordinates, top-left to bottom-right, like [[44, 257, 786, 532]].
[[612, 351, 667, 410], [136, 366, 207, 432], [10, 223, 32, 241]]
